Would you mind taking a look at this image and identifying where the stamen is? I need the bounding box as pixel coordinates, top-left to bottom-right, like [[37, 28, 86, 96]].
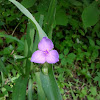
[[44, 49, 49, 55]]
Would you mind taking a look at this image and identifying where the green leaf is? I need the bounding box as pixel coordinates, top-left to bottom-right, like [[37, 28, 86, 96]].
[[69, 0, 82, 6], [44, 0, 57, 39], [17, 36, 25, 52], [82, 1, 99, 28], [0, 32, 24, 45], [96, 63, 100, 69], [67, 53, 76, 60], [26, 20, 35, 57], [28, 79, 33, 100], [90, 87, 97, 96], [12, 76, 28, 100], [87, 96, 94, 100], [94, 76, 99, 82], [92, 49, 99, 59], [21, 0, 36, 8], [64, 48, 69, 55], [32, 15, 44, 52], [61, 58, 67, 65], [23, 20, 34, 75], [35, 72, 46, 100], [0, 58, 8, 76], [1, 72, 5, 86], [96, 40, 100, 46], [40, 65, 62, 100], [88, 38, 95, 46], [59, 54, 64, 59], [55, 9, 68, 26], [9, 0, 47, 40]]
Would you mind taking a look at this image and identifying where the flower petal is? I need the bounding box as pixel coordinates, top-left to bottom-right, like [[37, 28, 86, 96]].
[[31, 50, 46, 64], [38, 37, 54, 51], [46, 50, 59, 64]]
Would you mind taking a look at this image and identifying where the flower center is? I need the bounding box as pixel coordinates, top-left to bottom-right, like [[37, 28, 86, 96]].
[[44, 50, 49, 55]]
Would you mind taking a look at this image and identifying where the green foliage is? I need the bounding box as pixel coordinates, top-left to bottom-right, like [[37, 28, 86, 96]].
[[21, 0, 36, 8], [44, 0, 57, 39], [35, 72, 46, 100], [9, 0, 47, 40], [55, 8, 68, 26], [94, 72, 100, 87], [28, 79, 33, 100], [0, 0, 100, 100], [40, 65, 62, 100], [12, 76, 28, 100], [82, 1, 99, 28], [0, 59, 8, 76]]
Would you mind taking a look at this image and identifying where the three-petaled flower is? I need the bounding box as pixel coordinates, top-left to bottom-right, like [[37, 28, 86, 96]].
[[31, 37, 59, 64]]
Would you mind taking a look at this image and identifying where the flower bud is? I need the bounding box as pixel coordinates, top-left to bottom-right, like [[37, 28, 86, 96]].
[[42, 66, 48, 75]]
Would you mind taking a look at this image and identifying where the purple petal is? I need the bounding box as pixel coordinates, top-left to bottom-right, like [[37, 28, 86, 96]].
[[38, 37, 54, 51], [31, 50, 46, 64], [46, 50, 59, 64]]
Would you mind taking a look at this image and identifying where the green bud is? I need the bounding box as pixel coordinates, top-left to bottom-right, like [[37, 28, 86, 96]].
[[42, 66, 48, 75]]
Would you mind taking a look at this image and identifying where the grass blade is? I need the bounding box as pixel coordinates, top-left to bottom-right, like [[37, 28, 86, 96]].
[[28, 79, 33, 100], [0, 32, 24, 45], [35, 72, 46, 100], [32, 15, 44, 52], [44, 0, 57, 39], [12, 76, 28, 100], [9, 0, 47, 40], [40, 65, 62, 100]]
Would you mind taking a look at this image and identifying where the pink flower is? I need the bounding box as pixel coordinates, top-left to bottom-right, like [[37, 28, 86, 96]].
[[31, 37, 59, 64]]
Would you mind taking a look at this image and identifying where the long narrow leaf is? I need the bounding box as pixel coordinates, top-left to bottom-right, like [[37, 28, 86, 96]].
[[12, 76, 28, 100], [24, 20, 34, 75], [32, 15, 44, 52], [40, 65, 62, 100], [35, 72, 46, 100], [0, 58, 8, 76], [0, 32, 24, 45], [9, 0, 47, 40], [28, 79, 33, 100], [44, 0, 57, 39], [26, 20, 35, 57]]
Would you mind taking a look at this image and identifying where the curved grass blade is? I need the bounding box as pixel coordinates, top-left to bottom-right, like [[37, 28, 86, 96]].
[[40, 65, 62, 100], [44, 0, 57, 39], [9, 0, 47, 40], [0, 32, 24, 45], [28, 79, 33, 100], [35, 72, 46, 100]]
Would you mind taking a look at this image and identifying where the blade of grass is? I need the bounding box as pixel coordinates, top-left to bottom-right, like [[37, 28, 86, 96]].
[[26, 20, 35, 57], [23, 20, 34, 75], [40, 64, 62, 100], [44, 0, 57, 39], [28, 79, 33, 100], [9, 0, 47, 40], [0, 32, 24, 45], [32, 15, 44, 52], [35, 72, 46, 100]]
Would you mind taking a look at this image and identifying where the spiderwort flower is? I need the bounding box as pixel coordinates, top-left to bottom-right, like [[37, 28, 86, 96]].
[[31, 37, 59, 64]]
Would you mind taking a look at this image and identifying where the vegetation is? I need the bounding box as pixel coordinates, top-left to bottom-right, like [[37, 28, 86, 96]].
[[0, 0, 100, 100]]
